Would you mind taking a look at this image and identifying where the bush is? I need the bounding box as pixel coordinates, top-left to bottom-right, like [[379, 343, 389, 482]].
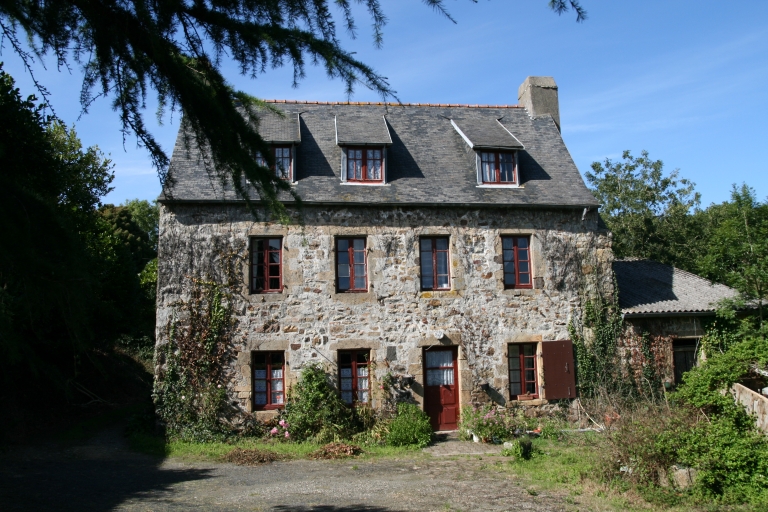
[[386, 403, 433, 448], [283, 363, 356, 442], [458, 405, 530, 442]]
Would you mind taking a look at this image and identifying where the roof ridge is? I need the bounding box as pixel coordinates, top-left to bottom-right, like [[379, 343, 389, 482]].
[[264, 100, 522, 109]]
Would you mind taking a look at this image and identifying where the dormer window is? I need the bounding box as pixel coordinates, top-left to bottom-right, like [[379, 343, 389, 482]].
[[335, 114, 392, 185], [481, 151, 517, 184], [256, 145, 293, 181], [346, 147, 383, 182]]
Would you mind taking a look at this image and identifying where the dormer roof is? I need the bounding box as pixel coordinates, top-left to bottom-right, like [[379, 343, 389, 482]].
[[450, 118, 524, 151], [335, 114, 392, 146]]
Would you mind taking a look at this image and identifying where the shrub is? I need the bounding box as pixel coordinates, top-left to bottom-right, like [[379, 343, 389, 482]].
[[386, 403, 433, 448], [458, 405, 528, 442], [282, 363, 356, 442]]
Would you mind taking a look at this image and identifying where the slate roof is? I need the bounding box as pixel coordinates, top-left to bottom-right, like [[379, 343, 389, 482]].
[[253, 109, 301, 144], [335, 113, 392, 145], [163, 101, 599, 208], [614, 259, 738, 316], [451, 118, 524, 150]]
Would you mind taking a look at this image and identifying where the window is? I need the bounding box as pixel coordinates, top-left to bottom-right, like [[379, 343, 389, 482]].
[[256, 145, 292, 180], [336, 238, 367, 292], [253, 352, 285, 409], [338, 350, 370, 405], [251, 238, 282, 293], [502, 236, 532, 289], [420, 237, 450, 290], [346, 147, 383, 182], [480, 151, 517, 184], [509, 344, 538, 398]]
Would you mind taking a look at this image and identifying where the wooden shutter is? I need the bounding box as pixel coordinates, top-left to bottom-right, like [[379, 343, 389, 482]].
[[541, 340, 576, 399]]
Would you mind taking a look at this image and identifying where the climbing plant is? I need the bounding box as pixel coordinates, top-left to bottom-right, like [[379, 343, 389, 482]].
[[153, 278, 235, 441]]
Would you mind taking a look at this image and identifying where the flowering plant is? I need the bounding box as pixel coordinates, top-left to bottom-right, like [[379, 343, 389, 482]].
[[458, 405, 511, 443], [270, 419, 291, 440]]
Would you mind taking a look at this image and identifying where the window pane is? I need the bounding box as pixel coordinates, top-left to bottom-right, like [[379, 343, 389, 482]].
[[357, 366, 369, 377], [342, 391, 354, 404], [504, 262, 516, 274], [358, 378, 369, 390], [269, 239, 281, 250], [518, 261, 529, 273], [353, 238, 365, 250], [340, 367, 352, 377], [354, 276, 366, 289], [338, 277, 350, 290], [341, 378, 353, 391], [272, 353, 284, 364], [505, 273, 516, 286], [500, 154, 514, 182], [254, 353, 267, 365], [368, 160, 381, 180], [338, 263, 350, 278], [271, 368, 283, 379], [337, 239, 349, 251], [269, 278, 280, 289], [421, 257, 433, 288], [269, 252, 280, 264], [509, 345, 519, 357], [255, 393, 267, 405], [273, 393, 284, 404], [437, 275, 449, 288], [273, 380, 284, 392], [427, 350, 454, 368], [518, 249, 529, 261], [510, 382, 521, 395], [436, 253, 448, 275], [340, 353, 352, 365], [518, 274, 530, 285], [254, 380, 267, 391], [525, 381, 536, 394], [420, 238, 432, 251], [269, 265, 280, 276], [509, 357, 520, 370], [517, 238, 529, 249], [254, 370, 267, 379], [338, 251, 349, 265], [523, 345, 535, 356], [359, 390, 369, 403], [502, 237, 513, 250], [353, 251, 365, 263], [436, 238, 448, 250]]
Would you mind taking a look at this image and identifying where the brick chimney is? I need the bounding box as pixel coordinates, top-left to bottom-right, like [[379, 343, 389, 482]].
[[518, 77, 560, 131]]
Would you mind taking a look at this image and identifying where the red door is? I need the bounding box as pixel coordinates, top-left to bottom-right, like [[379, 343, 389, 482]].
[[424, 347, 459, 431]]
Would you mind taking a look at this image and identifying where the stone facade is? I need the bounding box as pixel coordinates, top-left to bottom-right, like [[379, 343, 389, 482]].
[[156, 202, 613, 419]]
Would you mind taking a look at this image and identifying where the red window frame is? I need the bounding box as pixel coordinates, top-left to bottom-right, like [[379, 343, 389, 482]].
[[502, 236, 532, 289], [346, 146, 384, 183], [253, 351, 285, 410], [251, 238, 283, 293], [256, 145, 292, 180], [508, 343, 538, 399], [336, 237, 367, 292], [480, 151, 517, 184], [420, 237, 450, 291], [338, 350, 370, 405]]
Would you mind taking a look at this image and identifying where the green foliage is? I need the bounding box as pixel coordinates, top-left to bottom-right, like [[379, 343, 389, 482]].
[[121, 199, 159, 251], [154, 280, 235, 442], [2, 1, 585, 220], [385, 403, 433, 448], [607, 336, 768, 505], [586, 150, 701, 268], [697, 184, 768, 325], [282, 363, 356, 442], [569, 296, 625, 397], [502, 437, 533, 459]]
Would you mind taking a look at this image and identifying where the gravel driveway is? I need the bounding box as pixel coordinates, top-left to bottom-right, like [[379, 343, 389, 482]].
[[0, 427, 571, 511]]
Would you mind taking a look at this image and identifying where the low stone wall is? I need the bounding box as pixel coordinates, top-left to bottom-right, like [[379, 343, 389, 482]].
[[731, 383, 768, 434]]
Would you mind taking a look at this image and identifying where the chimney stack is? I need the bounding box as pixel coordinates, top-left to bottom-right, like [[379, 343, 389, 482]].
[[518, 77, 560, 131]]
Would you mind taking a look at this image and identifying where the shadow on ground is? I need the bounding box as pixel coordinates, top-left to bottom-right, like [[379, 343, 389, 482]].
[[0, 427, 212, 512], [272, 507, 396, 512]]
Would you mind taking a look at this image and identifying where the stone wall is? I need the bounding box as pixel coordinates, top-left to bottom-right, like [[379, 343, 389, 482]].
[[156, 203, 613, 418]]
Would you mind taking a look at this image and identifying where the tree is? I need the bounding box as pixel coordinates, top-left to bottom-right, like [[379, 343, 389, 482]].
[[121, 199, 159, 252], [586, 150, 701, 269], [698, 185, 768, 326], [1, 0, 586, 221]]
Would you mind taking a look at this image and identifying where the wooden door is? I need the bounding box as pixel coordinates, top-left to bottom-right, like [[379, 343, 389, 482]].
[[424, 347, 459, 431]]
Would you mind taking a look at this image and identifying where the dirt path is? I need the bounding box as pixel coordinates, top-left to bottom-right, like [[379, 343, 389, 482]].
[[0, 428, 570, 511]]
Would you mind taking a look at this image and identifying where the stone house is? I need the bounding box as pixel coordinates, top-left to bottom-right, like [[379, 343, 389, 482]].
[[613, 258, 738, 387], [156, 76, 613, 430]]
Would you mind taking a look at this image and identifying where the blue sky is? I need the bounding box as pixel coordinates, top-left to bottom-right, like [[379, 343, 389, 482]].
[[3, 0, 767, 207]]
